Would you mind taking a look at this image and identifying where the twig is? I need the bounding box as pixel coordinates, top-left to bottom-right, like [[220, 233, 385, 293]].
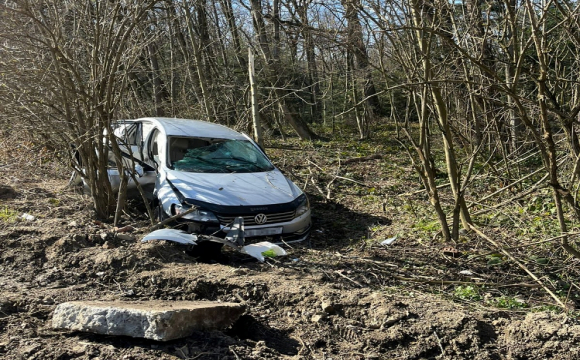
[[230, 349, 241, 360], [306, 159, 324, 171], [334, 270, 363, 287], [434, 331, 445, 358], [148, 206, 197, 232], [468, 231, 580, 260], [280, 237, 294, 249], [473, 174, 549, 215], [334, 253, 398, 268], [469, 224, 566, 309], [297, 334, 312, 356], [325, 177, 337, 199], [308, 167, 327, 199], [302, 173, 310, 191], [390, 274, 538, 288], [399, 182, 451, 196], [233, 292, 246, 304], [469, 164, 549, 206], [334, 154, 383, 165], [333, 175, 370, 187]]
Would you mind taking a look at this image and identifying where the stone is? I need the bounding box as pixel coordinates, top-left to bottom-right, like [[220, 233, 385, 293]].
[[311, 313, 326, 323], [321, 301, 335, 314], [116, 234, 136, 241], [52, 300, 245, 341], [102, 241, 115, 249]]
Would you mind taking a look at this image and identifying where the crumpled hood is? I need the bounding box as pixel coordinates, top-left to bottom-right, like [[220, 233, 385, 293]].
[[166, 169, 301, 206]]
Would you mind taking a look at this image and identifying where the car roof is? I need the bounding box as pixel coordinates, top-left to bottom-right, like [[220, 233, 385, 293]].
[[136, 117, 247, 139]]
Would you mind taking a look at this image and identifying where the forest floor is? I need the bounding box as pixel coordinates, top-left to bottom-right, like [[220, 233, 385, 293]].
[[2, 127, 580, 359]]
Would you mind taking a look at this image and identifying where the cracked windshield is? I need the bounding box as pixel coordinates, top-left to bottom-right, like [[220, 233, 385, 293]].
[[170, 138, 274, 173]]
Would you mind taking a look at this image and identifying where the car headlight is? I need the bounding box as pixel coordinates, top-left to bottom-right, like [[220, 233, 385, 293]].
[[295, 195, 310, 217], [174, 204, 219, 223]]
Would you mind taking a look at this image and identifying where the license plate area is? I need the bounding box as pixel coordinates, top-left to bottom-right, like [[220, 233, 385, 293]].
[[245, 227, 283, 237]]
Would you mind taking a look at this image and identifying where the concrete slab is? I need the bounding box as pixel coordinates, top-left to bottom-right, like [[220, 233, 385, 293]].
[[52, 300, 245, 341]]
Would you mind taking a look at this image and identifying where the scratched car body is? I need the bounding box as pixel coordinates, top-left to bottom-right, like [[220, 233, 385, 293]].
[[111, 117, 311, 243]]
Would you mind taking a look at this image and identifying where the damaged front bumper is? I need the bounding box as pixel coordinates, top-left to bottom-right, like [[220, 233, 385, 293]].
[[142, 217, 288, 262]]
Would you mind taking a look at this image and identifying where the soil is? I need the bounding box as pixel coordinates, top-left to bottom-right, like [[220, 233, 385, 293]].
[[2, 133, 580, 359]]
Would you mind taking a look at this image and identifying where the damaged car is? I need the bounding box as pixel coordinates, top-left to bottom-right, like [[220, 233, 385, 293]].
[[109, 117, 311, 245]]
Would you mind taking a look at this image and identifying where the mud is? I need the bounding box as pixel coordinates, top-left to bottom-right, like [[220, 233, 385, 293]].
[[1, 140, 580, 359]]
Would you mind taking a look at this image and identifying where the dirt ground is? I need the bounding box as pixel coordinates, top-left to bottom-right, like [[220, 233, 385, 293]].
[[2, 133, 580, 359]]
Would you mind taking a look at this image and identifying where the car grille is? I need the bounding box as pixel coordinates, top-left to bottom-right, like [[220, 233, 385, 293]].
[[217, 211, 296, 226]]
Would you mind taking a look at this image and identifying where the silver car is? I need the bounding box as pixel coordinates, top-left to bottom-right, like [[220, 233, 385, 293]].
[[111, 117, 311, 244]]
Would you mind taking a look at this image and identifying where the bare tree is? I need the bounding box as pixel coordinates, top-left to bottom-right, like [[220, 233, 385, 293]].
[[0, 0, 159, 219]]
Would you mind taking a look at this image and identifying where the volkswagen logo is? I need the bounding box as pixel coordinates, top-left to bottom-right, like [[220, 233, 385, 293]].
[[254, 213, 268, 224]]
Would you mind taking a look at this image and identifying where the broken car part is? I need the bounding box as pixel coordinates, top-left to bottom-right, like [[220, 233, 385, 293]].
[[111, 117, 311, 244]]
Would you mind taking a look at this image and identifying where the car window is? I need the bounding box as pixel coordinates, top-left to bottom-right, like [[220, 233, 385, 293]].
[[113, 122, 139, 146], [171, 138, 274, 173]]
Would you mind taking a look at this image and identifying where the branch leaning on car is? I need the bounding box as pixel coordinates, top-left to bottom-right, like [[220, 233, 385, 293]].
[[149, 206, 197, 232]]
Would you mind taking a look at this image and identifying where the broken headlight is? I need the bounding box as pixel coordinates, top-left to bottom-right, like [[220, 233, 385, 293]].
[[174, 204, 219, 223], [295, 195, 310, 217]]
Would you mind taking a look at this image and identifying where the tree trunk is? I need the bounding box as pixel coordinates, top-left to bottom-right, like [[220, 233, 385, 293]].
[[249, 0, 316, 140]]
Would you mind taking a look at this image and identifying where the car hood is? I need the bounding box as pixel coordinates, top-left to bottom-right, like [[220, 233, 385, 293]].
[[165, 169, 302, 206]]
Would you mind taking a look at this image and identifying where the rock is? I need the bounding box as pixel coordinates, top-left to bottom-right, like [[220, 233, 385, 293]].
[[52, 300, 245, 341], [321, 301, 335, 314], [42, 296, 55, 305], [233, 268, 247, 275], [116, 234, 135, 241], [311, 313, 326, 323], [102, 241, 115, 249], [115, 225, 135, 233]]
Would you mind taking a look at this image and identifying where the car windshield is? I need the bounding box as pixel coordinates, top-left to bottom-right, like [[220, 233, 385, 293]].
[[170, 137, 274, 173]]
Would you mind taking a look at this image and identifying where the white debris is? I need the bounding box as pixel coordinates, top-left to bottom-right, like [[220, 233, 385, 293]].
[[380, 236, 398, 246], [142, 229, 198, 245], [21, 213, 35, 221], [459, 270, 474, 276], [241, 242, 287, 262]]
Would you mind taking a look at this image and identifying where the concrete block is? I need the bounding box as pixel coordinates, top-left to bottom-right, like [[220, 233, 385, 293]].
[[52, 300, 244, 341]]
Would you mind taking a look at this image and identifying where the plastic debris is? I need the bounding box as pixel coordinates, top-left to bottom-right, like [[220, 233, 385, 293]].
[[142, 229, 198, 245], [459, 270, 474, 276], [380, 236, 397, 246], [241, 242, 287, 262], [21, 213, 35, 221]]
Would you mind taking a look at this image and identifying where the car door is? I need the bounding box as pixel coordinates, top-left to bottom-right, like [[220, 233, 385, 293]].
[[144, 127, 164, 171]]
